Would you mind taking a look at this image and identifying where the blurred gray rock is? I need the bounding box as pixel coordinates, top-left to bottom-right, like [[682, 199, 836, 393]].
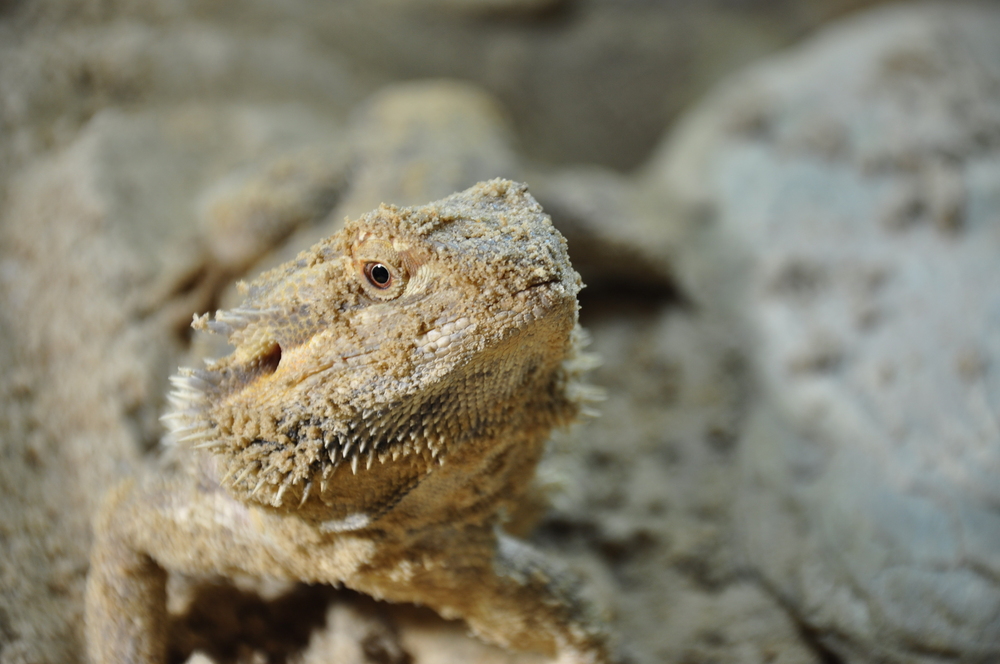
[[0, 0, 902, 175], [198, 141, 349, 271], [0, 19, 367, 183], [528, 166, 681, 296], [339, 80, 519, 219], [0, 102, 345, 659], [648, 4, 1000, 662], [376, 0, 563, 15]]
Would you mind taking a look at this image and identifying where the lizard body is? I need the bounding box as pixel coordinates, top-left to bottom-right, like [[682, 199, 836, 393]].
[[86, 179, 611, 663]]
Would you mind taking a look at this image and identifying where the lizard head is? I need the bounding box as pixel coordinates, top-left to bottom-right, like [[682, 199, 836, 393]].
[[163, 179, 593, 519]]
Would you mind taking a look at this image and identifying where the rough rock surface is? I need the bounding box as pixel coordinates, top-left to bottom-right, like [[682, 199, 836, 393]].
[[648, 4, 1000, 662], [0, 102, 348, 661], [0, 0, 899, 174], [338, 80, 519, 220]]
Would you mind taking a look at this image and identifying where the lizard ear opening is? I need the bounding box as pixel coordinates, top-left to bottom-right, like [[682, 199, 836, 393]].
[[258, 342, 282, 375]]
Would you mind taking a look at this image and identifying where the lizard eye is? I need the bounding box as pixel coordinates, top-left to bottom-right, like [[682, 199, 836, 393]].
[[364, 262, 393, 289], [352, 238, 410, 301]]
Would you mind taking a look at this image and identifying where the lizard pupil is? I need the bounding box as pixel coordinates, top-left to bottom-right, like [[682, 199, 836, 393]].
[[366, 262, 392, 288]]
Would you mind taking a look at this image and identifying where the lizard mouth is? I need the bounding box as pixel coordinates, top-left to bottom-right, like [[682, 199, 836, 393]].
[[515, 278, 558, 295]]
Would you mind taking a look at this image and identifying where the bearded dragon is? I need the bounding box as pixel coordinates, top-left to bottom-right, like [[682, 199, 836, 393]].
[[85, 179, 611, 663]]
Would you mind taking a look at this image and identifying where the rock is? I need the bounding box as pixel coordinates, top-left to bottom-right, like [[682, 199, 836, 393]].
[[299, 599, 409, 664], [648, 4, 1000, 662], [543, 305, 820, 664], [0, 20, 365, 183], [377, 0, 563, 15], [0, 102, 345, 661], [528, 166, 681, 297], [276, 0, 901, 169], [198, 140, 349, 271], [339, 79, 519, 220]]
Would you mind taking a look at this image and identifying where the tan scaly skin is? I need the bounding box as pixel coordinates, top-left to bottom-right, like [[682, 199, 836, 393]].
[[86, 179, 611, 663]]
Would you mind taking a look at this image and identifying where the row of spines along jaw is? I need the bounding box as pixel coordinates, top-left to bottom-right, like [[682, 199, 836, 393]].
[[161, 367, 451, 509]]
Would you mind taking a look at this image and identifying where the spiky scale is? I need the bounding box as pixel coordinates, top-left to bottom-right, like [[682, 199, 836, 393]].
[[273, 480, 291, 507], [231, 462, 258, 488], [298, 481, 312, 508], [251, 474, 268, 498], [191, 438, 224, 449], [219, 464, 237, 486]]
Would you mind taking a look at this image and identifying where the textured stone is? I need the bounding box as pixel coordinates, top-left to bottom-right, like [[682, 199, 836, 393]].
[[0, 102, 345, 662], [649, 4, 1000, 662], [338, 80, 519, 220]]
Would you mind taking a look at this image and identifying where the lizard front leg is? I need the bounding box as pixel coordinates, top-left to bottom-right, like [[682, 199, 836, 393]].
[[87, 478, 612, 664], [349, 525, 614, 664], [85, 474, 311, 664], [86, 480, 169, 664]]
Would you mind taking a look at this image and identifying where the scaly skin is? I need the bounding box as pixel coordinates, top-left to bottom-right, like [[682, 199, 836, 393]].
[[86, 179, 611, 663]]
